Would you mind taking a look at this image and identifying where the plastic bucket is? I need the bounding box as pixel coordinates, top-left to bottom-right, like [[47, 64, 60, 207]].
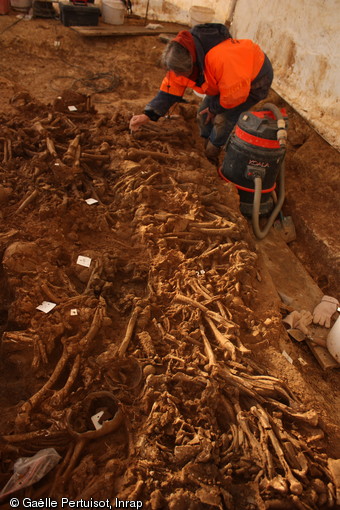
[[0, 0, 10, 14], [10, 0, 31, 11], [327, 315, 340, 362], [102, 0, 125, 25], [189, 5, 214, 26]]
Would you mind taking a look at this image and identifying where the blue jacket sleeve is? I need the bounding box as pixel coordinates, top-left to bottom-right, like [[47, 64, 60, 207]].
[[144, 91, 185, 121]]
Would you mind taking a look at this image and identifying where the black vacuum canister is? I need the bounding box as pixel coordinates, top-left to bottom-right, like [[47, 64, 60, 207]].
[[220, 109, 287, 216]]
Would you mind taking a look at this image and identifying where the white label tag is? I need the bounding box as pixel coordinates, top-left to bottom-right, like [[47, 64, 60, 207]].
[[85, 198, 98, 205], [68, 105, 77, 112], [70, 309, 78, 316], [77, 255, 92, 267], [36, 301, 57, 313], [91, 411, 104, 430]]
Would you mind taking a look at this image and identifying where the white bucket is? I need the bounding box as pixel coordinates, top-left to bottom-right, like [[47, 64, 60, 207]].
[[10, 0, 32, 11], [102, 0, 125, 25], [327, 315, 340, 362], [189, 5, 214, 27]]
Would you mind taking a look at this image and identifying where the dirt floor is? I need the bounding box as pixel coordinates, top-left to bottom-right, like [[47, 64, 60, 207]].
[[0, 11, 339, 510]]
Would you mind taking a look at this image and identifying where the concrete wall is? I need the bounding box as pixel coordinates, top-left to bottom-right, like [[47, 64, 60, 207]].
[[231, 0, 340, 151], [132, 0, 340, 150]]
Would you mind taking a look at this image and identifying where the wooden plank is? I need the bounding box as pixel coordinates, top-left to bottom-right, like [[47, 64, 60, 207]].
[[256, 228, 339, 369], [71, 24, 183, 37]]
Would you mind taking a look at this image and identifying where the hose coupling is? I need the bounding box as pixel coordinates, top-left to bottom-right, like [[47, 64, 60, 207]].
[[277, 128, 287, 147]]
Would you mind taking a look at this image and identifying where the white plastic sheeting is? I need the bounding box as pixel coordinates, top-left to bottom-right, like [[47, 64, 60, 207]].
[[131, 0, 339, 150], [131, 0, 232, 26]]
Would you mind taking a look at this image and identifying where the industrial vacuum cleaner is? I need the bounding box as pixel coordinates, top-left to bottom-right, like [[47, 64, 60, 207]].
[[219, 103, 293, 240]]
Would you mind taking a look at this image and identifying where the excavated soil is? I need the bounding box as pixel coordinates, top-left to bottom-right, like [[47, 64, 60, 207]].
[[0, 13, 339, 510]]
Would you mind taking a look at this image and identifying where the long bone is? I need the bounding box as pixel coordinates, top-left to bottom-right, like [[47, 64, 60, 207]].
[[205, 316, 237, 361], [189, 279, 212, 301], [16, 299, 106, 426], [175, 293, 235, 329], [15, 189, 39, 214], [222, 423, 241, 457], [0, 137, 12, 162], [233, 401, 265, 467], [196, 242, 232, 260], [63, 134, 80, 164], [265, 400, 318, 426], [126, 148, 177, 162], [78, 296, 107, 352], [118, 305, 142, 358], [205, 208, 240, 223], [191, 226, 239, 238], [251, 405, 303, 495], [53, 402, 124, 489], [16, 349, 71, 427], [241, 374, 293, 403], [46, 136, 58, 157], [49, 354, 81, 407], [3, 428, 69, 443], [199, 321, 216, 366], [32, 334, 48, 369], [189, 217, 236, 229], [256, 417, 276, 480], [152, 318, 181, 346]]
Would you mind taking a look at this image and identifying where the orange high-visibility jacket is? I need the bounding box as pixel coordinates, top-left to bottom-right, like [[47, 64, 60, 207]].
[[161, 39, 265, 109], [145, 24, 269, 120]]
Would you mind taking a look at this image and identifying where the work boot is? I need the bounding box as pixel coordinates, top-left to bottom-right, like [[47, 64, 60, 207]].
[[205, 140, 221, 166]]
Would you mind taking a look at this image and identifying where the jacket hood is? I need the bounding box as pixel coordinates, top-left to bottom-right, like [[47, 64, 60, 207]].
[[173, 30, 197, 63], [190, 23, 231, 87]]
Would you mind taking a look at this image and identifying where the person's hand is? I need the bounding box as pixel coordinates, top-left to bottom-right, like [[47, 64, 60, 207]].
[[313, 295, 339, 328], [129, 114, 150, 132], [283, 310, 313, 335], [199, 107, 215, 125]]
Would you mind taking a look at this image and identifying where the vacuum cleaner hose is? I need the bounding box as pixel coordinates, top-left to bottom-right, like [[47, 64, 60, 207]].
[[252, 159, 286, 239], [251, 102, 286, 240]]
